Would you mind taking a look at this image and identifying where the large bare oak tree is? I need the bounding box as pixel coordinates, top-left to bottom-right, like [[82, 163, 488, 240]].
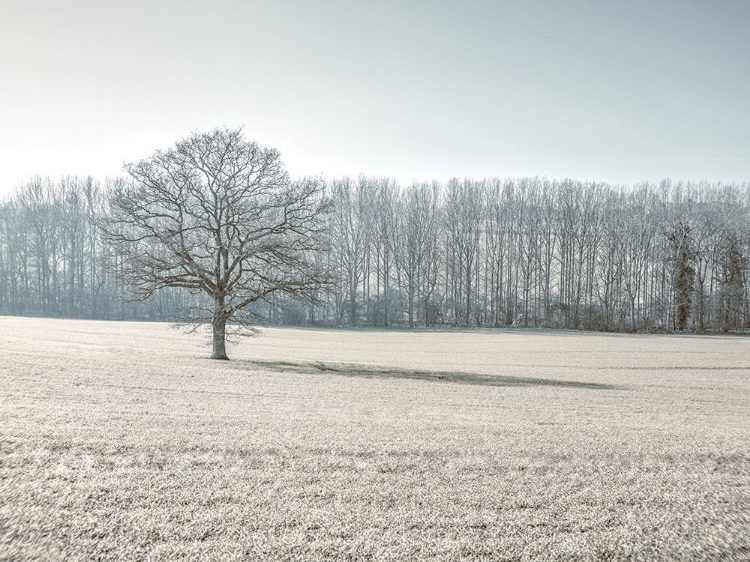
[[105, 128, 329, 359]]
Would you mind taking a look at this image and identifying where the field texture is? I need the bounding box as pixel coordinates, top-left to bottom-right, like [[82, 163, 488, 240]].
[[1, 318, 749, 561]]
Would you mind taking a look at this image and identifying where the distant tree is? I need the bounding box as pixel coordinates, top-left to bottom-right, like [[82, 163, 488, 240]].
[[444, 179, 483, 326], [104, 128, 330, 359], [718, 234, 745, 332], [329, 177, 368, 326], [668, 221, 696, 331], [396, 182, 435, 327]]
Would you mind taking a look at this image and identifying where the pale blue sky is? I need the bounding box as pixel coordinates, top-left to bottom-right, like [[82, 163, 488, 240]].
[[1, 0, 748, 195]]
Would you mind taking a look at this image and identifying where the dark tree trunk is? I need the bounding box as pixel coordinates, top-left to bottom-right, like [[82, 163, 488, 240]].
[[465, 262, 471, 326], [349, 275, 357, 326], [211, 317, 229, 360], [408, 284, 414, 328]]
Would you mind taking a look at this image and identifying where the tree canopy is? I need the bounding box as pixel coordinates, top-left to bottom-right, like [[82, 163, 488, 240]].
[[104, 128, 330, 359]]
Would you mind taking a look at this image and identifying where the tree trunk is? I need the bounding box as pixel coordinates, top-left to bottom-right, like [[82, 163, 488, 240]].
[[349, 274, 357, 326], [408, 287, 414, 328], [211, 317, 229, 360], [465, 261, 471, 327]]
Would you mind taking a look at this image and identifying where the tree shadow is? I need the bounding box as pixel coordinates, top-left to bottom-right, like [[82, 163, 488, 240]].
[[240, 359, 620, 390]]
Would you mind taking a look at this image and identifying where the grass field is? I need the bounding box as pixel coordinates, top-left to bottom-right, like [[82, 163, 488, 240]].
[[1, 317, 749, 561]]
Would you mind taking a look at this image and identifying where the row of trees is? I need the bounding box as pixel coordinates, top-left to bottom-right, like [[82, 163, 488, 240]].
[[0, 176, 198, 321], [323, 177, 749, 332], [1, 140, 748, 337]]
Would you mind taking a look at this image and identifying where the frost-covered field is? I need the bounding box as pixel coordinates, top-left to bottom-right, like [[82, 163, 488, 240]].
[[1, 317, 749, 561]]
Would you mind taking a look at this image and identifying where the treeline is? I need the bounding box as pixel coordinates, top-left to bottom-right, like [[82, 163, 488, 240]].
[[0, 176, 194, 321], [1, 175, 748, 332]]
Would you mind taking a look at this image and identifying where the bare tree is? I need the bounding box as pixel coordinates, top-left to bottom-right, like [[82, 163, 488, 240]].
[[104, 128, 330, 359], [329, 177, 369, 326], [444, 179, 483, 326], [396, 182, 436, 327]]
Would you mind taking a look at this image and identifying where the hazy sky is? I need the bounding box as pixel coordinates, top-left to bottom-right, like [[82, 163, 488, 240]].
[[1, 0, 748, 196]]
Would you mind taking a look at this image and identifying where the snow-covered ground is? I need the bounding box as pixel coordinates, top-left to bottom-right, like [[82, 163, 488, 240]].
[[1, 317, 748, 560]]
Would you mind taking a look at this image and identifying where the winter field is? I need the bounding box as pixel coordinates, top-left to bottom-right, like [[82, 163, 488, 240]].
[[1, 317, 749, 561]]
